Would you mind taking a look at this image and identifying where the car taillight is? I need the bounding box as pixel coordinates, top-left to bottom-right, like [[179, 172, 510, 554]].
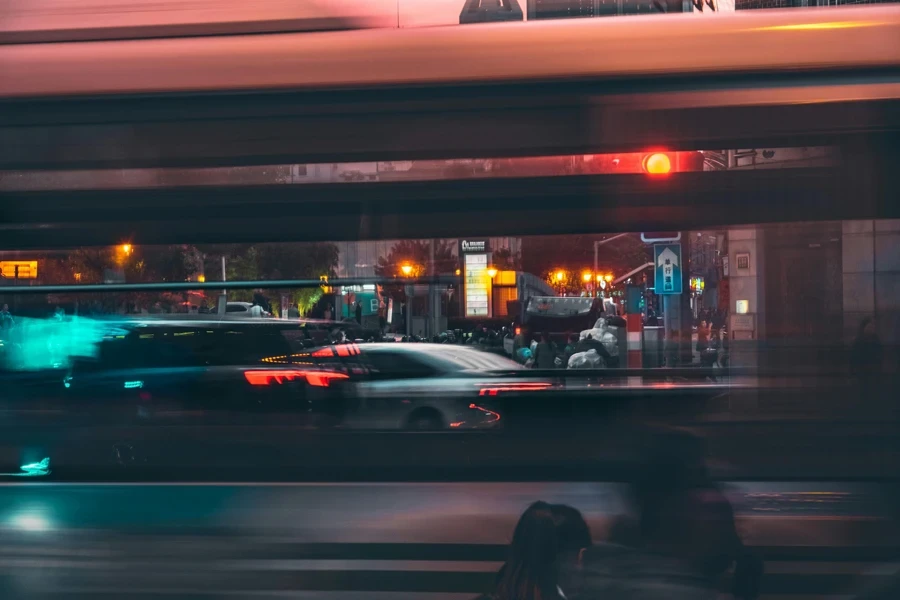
[[477, 382, 552, 396], [243, 369, 349, 387], [311, 344, 360, 358]]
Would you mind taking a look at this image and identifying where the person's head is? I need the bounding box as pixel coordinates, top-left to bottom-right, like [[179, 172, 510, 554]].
[[541, 332, 550, 343], [858, 317, 876, 337], [569, 333, 579, 344], [496, 501, 592, 600]]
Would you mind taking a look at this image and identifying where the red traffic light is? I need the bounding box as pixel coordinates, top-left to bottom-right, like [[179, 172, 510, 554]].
[[642, 153, 672, 175]]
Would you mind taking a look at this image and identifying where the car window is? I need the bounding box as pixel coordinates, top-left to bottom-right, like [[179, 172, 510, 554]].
[[423, 349, 523, 372], [365, 351, 439, 378], [209, 328, 292, 365], [225, 305, 247, 313]]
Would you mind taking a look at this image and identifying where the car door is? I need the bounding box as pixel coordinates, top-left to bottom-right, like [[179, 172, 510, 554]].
[[349, 350, 440, 428]]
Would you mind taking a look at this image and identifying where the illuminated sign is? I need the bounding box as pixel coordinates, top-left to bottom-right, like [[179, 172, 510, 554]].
[[464, 253, 490, 317], [690, 277, 705, 294], [460, 239, 489, 254], [0, 260, 38, 279]]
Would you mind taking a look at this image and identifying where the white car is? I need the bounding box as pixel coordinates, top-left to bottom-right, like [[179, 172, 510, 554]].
[[301, 343, 550, 430], [225, 302, 269, 318]]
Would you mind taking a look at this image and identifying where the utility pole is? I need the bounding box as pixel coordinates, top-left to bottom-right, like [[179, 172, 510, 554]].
[[218, 255, 228, 315], [593, 233, 629, 276], [680, 231, 693, 365], [428, 239, 437, 338]]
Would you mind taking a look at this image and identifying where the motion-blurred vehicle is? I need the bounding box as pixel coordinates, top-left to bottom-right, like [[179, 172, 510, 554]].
[[298, 343, 549, 430], [61, 318, 350, 425]]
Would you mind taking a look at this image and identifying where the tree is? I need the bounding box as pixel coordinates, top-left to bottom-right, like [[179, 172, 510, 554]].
[[521, 234, 651, 286], [374, 240, 457, 279], [492, 247, 521, 271], [374, 239, 458, 305], [196, 242, 339, 314]]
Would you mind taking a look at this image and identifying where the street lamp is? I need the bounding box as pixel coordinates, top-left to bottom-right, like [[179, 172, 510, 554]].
[[486, 266, 498, 279], [554, 270, 565, 283], [604, 274, 613, 282], [120, 244, 132, 255], [582, 271, 593, 283], [400, 263, 413, 277]]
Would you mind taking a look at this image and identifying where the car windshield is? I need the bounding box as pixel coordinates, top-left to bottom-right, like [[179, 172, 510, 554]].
[[420, 347, 524, 372]]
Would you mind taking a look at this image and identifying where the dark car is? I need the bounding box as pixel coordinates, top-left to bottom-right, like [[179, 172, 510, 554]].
[[62, 317, 348, 426]]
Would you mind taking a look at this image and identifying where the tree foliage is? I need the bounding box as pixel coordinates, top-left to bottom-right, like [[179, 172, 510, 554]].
[[197, 242, 339, 311], [373, 239, 457, 279], [521, 234, 651, 286]]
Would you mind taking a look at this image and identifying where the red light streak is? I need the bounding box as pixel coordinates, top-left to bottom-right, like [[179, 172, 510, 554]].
[[243, 369, 349, 387]]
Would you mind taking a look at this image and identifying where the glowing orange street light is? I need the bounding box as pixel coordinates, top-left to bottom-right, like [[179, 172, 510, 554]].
[[604, 274, 614, 282], [120, 243, 132, 255], [582, 271, 593, 283], [554, 270, 565, 282], [487, 266, 498, 278], [642, 153, 672, 175], [197, 274, 206, 283], [400, 263, 413, 277]]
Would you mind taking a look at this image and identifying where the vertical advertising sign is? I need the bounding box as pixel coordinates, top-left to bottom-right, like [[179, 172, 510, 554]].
[[460, 240, 491, 317], [654, 243, 683, 295]]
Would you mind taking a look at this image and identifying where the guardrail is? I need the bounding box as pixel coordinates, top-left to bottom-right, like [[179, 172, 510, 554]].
[[0, 277, 457, 294]]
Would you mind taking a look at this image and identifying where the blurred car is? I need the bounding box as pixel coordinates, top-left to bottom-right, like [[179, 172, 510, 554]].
[[61, 318, 350, 426], [298, 343, 552, 430]]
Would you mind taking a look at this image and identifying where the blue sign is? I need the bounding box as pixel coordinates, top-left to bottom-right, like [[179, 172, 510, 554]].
[[654, 243, 683, 295]]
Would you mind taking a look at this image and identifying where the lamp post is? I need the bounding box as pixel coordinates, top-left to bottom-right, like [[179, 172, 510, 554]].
[[400, 263, 414, 337], [593, 233, 629, 279]]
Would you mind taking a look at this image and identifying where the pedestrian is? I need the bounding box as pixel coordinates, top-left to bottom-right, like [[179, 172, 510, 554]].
[[288, 304, 300, 319], [701, 327, 720, 370], [850, 317, 883, 377], [378, 300, 387, 333], [564, 333, 580, 363], [850, 317, 885, 406], [473, 501, 592, 600], [696, 320, 709, 364], [0, 303, 14, 333], [570, 430, 762, 600], [355, 301, 362, 325], [532, 332, 557, 369]]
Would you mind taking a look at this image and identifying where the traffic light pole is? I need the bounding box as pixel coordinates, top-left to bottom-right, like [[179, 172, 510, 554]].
[[680, 231, 693, 365]]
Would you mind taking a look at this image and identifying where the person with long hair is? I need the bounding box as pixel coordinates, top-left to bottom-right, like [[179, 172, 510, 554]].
[[476, 501, 592, 600]]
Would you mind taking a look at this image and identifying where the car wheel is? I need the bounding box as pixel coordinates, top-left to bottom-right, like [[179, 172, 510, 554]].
[[406, 411, 444, 431]]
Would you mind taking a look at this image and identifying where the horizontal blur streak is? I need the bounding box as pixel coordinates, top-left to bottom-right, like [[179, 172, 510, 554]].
[[0, 482, 895, 596], [753, 20, 888, 32], [0, 0, 396, 44], [0, 6, 898, 98], [0, 150, 755, 192]]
